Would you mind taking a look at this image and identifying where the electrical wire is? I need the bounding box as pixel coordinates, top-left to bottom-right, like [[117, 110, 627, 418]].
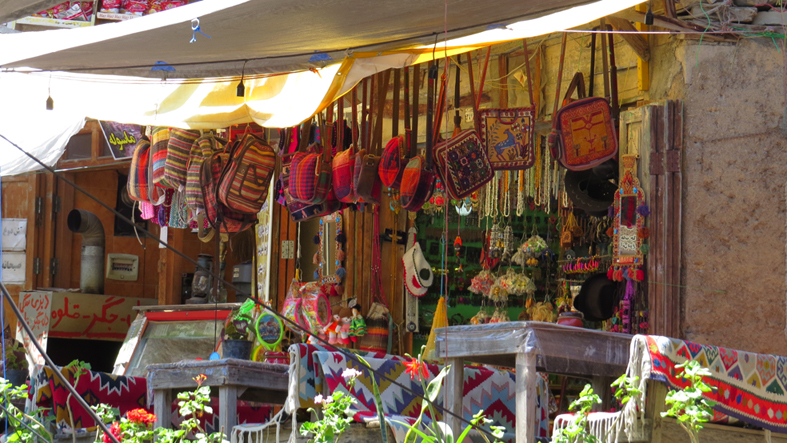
[[0, 133, 502, 443]]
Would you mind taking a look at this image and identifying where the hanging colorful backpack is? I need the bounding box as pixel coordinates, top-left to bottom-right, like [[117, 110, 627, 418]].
[[150, 126, 172, 189], [185, 134, 225, 211], [164, 128, 201, 191], [200, 142, 256, 234], [217, 133, 276, 214], [127, 137, 151, 203]]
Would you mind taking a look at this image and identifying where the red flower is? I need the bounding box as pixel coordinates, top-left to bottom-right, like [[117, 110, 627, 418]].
[[126, 408, 156, 426], [403, 358, 429, 381], [103, 422, 123, 443]]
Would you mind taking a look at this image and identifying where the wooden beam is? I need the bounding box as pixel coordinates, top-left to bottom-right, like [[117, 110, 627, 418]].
[[606, 16, 651, 62], [613, 10, 737, 42]]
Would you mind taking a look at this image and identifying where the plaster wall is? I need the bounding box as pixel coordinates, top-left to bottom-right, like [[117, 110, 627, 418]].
[[663, 38, 787, 354]]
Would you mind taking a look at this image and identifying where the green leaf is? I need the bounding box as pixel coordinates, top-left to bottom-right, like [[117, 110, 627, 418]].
[[425, 366, 451, 404]]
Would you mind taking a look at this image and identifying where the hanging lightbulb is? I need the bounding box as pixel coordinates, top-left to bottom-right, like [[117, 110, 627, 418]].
[[236, 79, 245, 97], [46, 75, 53, 110], [645, 0, 654, 25], [237, 60, 247, 98]]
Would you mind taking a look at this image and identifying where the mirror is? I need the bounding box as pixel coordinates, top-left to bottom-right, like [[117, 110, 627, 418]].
[[318, 213, 345, 285]]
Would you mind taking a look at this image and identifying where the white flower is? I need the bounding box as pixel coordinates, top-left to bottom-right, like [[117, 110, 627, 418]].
[[314, 394, 324, 404], [342, 368, 363, 380]]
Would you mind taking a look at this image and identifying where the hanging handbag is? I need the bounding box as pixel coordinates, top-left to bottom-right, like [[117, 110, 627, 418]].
[[478, 40, 536, 170], [289, 111, 333, 204], [332, 93, 358, 203], [400, 63, 436, 212], [286, 117, 341, 222], [356, 72, 390, 206], [433, 128, 494, 199], [379, 69, 407, 190], [549, 32, 618, 171], [200, 141, 256, 234]]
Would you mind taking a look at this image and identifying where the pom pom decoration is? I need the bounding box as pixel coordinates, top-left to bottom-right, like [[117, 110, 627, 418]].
[[313, 252, 321, 265], [637, 204, 651, 217], [637, 227, 650, 239], [336, 250, 346, 261], [635, 269, 645, 281], [607, 267, 615, 280], [335, 267, 347, 279], [336, 233, 346, 244], [329, 285, 339, 297], [313, 234, 321, 245], [335, 284, 344, 296], [313, 269, 320, 280], [606, 227, 614, 238], [639, 244, 650, 254]]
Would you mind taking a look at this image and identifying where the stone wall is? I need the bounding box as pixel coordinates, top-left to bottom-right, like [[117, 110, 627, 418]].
[[660, 38, 787, 354]]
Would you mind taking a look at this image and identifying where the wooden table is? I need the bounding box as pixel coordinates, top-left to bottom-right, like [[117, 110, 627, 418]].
[[433, 321, 632, 443], [147, 359, 289, 435]]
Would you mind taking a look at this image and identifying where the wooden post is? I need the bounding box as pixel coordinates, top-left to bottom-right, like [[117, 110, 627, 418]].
[[153, 388, 172, 430], [218, 385, 239, 437], [646, 382, 667, 443], [445, 357, 464, 434], [591, 376, 612, 411], [516, 352, 537, 443]]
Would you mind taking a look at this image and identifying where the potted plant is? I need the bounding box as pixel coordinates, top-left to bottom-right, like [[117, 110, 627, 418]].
[[3, 341, 29, 387], [222, 301, 255, 360]]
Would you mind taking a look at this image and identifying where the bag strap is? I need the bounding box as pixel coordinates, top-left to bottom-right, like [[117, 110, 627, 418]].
[[351, 86, 359, 154], [361, 77, 370, 152], [425, 60, 436, 169], [607, 26, 620, 123], [322, 104, 334, 163], [552, 33, 569, 120], [589, 32, 598, 97], [372, 69, 392, 154], [392, 69, 400, 138], [432, 60, 447, 143], [466, 47, 491, 133], [523, 39, 535, 111], [453, 63, 462, 136], [336, 95, 344, 154], [404, 67, 411, 143], [563, 72, 587, 104], [411, 64, 420, 158], [298, 119, 312, 153], [600, 19, 610, 102]]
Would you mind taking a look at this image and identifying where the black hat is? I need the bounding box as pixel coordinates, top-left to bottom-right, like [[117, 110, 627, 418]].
[[573, 273, 618, 321], [563, 160, 618, 217]]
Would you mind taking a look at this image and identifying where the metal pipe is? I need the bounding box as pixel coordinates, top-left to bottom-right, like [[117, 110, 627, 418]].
[[67, 209, 105, 294]]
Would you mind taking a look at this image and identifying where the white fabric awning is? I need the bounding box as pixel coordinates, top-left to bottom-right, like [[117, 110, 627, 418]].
[[1, 0, 642, 78], [0, 0, 645, 175]]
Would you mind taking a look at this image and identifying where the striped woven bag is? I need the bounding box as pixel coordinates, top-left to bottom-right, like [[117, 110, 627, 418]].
[[127, 137, 151, 203], [185, 134, 226, 211], [217, 133, 276, 214], [164, 128, 200, 191], [150, 126, 172, 189]]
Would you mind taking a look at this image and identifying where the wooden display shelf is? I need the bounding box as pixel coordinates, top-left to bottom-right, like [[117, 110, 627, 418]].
[[14, 16, 93, 28]]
